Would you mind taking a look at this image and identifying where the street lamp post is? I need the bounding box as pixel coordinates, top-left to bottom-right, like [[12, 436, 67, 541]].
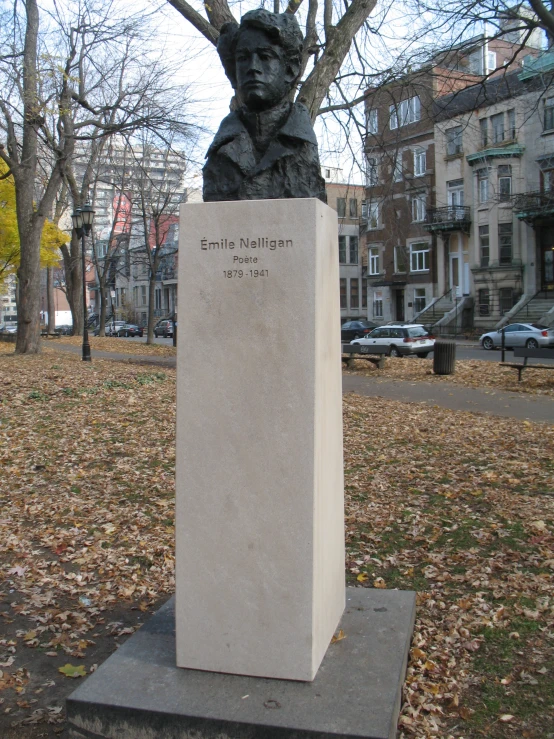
[[71, 202, 95, 362]]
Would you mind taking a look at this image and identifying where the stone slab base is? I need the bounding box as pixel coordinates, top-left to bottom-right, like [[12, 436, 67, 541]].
[[67, 588, 415, 739]]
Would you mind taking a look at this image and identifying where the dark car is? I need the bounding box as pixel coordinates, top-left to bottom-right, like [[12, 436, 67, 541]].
[[340, 320, 378, 342], [115, 323, 144, 338], [154, 319, 174, 338]]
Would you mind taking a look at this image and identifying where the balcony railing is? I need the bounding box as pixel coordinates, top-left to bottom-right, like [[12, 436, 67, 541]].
[[424, 206, 471, 234], [513, 190, 554, 223]]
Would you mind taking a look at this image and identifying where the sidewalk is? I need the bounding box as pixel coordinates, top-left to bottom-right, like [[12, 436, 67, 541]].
[[46, 341, 554, 423]]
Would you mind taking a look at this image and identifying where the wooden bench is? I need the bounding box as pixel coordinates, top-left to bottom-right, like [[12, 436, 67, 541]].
[[342, 344, 389, 369], [500, 347, 554, 382]]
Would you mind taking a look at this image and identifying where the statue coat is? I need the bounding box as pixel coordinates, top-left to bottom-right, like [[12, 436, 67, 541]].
[[203, 102, 327, 203]]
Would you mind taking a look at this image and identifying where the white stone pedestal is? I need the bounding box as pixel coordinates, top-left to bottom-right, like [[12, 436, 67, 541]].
[[175, 198, 344, 682]]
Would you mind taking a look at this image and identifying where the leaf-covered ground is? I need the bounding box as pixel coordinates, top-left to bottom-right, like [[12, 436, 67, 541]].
[[44, 335, 176, 357], [0, 347, 552, 738], [345, 356, 554, 396]]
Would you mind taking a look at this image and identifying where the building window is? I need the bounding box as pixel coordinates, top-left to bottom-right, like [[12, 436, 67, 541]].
[[393, 155, 403, 182], [480, 118, 488, 147], [373, 291, 383, 317], [120, 288, 126, 306], [325, 168, 331, 178], [478, 288, 490, 315], [411, 193, 426, 222], [362, 278, 368, 308], [349, 236, 359, 264], [339, 235, 346, 264], [337, 198, 346, 218], [368, 247, 380, 275], [479, 225, 490, 267], [507, 109, 516, 139], [541, 167, 554, 192], [368, 109, 378, 134], [410, 242, 430, 272], [133, 286, 138, 306], [367, 202, 379, 229], [544, 97, 554, 131], [349, 198, 358, 217], [491, 113, 505, 144], [141, 285, 147, 305], [361, 200, 368, 220], [478, 169, 489, 204], [446, 126, 463, 156], [499, 222, 513, 264], [394, 246, 407, 273], [498, 164, 512, 201], [413, 148, 426, 177], [389, 95, 420, 130], [414, 288, 426, 313], [340, 278, 347, 309], [447, 179, 464, 208], [499, 287, 515, 314], [350, 279, 359, 309], [367, 158, 378, 186], [155, 288, 162, 310]]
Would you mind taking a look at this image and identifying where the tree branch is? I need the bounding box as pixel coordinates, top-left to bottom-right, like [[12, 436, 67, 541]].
[[166, 0, 220, 45]]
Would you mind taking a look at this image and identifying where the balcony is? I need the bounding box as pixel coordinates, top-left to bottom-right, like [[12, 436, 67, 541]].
[[424, 206, 471, 234], [513, 191, 554, 224]]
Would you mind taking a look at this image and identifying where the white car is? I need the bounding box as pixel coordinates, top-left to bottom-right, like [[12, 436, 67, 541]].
[[351, 324, 435, 357], [480, 323, 554, 350]]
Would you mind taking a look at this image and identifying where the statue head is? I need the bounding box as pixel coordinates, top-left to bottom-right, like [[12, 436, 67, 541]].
[[217, 9, 303, 112]]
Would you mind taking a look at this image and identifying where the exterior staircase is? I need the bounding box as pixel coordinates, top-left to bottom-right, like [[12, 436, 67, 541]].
[[497, 291, 554, 328], [412, 291, 454, 327]]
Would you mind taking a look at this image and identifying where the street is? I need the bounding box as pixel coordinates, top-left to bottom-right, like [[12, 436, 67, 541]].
[[122, 335, 554, 365]]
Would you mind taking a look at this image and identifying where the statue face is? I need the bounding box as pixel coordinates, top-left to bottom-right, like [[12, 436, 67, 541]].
[[235, 28, 293, 111]]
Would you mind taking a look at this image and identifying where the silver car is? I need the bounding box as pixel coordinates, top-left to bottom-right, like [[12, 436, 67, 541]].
[[480, 323, 554, 350], [351, 324, 435, 357]]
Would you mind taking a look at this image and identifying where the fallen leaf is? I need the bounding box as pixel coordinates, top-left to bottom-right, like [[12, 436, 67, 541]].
[[58, 664, 86, 678]]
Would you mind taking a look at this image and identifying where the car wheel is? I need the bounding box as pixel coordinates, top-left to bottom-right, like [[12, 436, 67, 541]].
[[389, 346, 401, 357], [125, 331, 129, 337], [482, 337, 494, 350], [417, 352, 429, 358], [526, 338, 539, 349], [353, 333, 360, 339]]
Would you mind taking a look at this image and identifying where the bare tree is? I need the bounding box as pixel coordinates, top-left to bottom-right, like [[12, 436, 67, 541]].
[[0, 0, 194, 353]]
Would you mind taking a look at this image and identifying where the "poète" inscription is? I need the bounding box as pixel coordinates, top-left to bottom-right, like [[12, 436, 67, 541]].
[[201, 237, 293, 251]]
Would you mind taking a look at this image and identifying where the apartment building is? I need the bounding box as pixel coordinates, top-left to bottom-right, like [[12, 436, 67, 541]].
[[363, 30, 542, 327], [432, 58, 554, 329], [322, 169, 367, 321]]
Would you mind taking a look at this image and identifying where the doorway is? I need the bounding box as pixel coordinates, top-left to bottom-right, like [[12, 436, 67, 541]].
[[539, 224, 554, 290], [395, 290, 405, 322], [450, 254, 460, 297]]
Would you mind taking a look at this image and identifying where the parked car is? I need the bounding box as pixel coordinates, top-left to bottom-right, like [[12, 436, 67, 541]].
[[103, 321, 127, 336], [115, 323, 143, 338], [340, 320, 378, 342], [479, 323, 554, 350], [351, 324, 435, 357], [154, 319, 174, 338], [0, 324, 17, 334], [55, 325, 73, 336]]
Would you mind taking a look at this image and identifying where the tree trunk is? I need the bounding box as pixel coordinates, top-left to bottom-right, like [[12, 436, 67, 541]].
[[46, 266, 56, 333], [146, 271, 156, 344], [61, 235, 83, 335], [98, 286, 107, 337], [15, 225, 43, 354]]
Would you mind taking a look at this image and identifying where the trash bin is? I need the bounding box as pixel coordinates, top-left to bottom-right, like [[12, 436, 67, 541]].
[[433, 339, 456, 375]]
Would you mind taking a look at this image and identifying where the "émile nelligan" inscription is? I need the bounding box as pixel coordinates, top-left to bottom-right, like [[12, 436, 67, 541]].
[[201, 237, 293, 250]]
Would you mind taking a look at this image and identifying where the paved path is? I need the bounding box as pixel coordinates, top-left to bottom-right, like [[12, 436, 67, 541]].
[[46, 342, 554, 423], [343, 375, 554, 424]]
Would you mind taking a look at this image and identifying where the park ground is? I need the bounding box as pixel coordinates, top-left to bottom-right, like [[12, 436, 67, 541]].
[[0, 340, 553, 738]]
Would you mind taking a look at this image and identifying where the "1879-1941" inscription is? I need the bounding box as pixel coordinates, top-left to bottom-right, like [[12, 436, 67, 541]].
[[224, 269, 269, 278]]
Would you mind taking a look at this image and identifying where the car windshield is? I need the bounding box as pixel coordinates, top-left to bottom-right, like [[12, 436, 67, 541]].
[[407, 327, 428, 337]]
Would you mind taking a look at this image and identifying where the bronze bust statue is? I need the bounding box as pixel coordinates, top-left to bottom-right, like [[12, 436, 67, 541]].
[[203, 9, 326, 203]]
